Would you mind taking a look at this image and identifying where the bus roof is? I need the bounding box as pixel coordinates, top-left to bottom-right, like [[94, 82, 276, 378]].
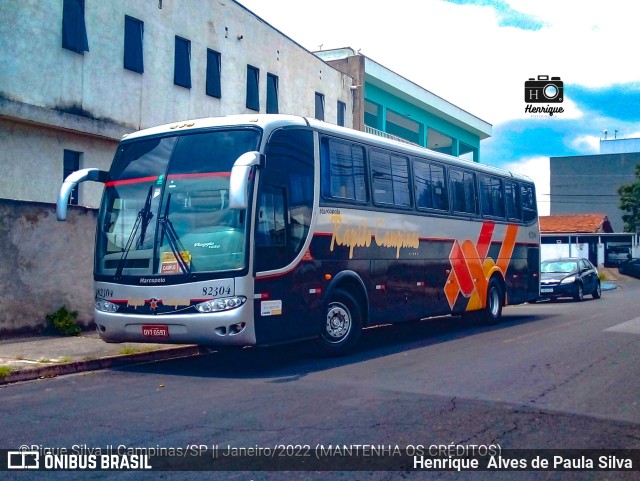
[[121, 114, 533, 184]]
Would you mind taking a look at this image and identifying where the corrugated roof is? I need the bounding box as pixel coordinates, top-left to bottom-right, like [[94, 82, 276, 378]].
[[539, 214, 614, 233]]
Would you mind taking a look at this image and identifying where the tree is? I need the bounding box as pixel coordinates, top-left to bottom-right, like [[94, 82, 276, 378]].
[[618, 164, 640, 233]]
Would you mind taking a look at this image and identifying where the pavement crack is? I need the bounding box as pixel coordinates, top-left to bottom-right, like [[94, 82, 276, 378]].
[[529, 354, 609, 404]]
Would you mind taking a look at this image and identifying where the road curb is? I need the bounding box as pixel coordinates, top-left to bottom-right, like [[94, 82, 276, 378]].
[[0, 345, 200, 386]]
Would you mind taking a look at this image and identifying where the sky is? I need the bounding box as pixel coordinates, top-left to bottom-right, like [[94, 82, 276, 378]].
[[237, 0, 640, 215]]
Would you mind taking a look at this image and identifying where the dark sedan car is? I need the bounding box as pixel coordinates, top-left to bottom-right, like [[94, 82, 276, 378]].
[[618, 258, 640, 279], [539, 258, 601, 301]]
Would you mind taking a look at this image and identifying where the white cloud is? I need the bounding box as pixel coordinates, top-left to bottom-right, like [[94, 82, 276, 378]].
[[569, 134, 600, 153], [238, 0, 640, 125], [503, 156, 550, 216]]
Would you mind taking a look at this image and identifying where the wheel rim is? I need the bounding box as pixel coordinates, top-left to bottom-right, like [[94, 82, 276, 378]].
[[578, 285, 583, 300], [325, 303, 351, 343], [488, 286, 501, 317]]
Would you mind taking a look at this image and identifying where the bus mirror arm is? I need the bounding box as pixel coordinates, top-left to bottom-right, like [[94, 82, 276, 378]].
[[229, 151, 262, 210], [57, 168, 109, 221]]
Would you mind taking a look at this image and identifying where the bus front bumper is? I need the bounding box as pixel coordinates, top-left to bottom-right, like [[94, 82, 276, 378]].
[[95, 305, 257, 347]]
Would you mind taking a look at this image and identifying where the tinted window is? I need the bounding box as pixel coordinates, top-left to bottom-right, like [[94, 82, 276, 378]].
[[480, 175, 505, 218], [370, 150, 410, 207], [522, 184, 537, 223], [256, 129, 314, 271], [450, 169, 477, 215], [321, 139, 367, 203], [414, 160, 448, 211], [505, 181, 521, 220]]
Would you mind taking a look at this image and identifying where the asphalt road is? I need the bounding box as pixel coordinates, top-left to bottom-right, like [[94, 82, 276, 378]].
[[2, 280, 639, 481]]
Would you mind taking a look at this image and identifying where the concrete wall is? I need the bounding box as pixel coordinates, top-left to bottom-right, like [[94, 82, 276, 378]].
[[0, 199, 97, 335], [550, 153, 640, 232], [0, 119, 116, 208]]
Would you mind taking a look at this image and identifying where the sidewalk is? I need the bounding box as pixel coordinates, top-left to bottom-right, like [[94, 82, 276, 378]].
[[0, 331, 199, 385]]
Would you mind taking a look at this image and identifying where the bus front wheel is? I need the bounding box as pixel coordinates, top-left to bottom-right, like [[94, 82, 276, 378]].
[[317, 289, 362, 356]]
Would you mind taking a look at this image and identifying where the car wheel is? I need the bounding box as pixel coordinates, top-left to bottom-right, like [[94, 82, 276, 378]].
[[573, 284, 584, 302], [592, 281, 601, 299], [316, 289, 362, 356]]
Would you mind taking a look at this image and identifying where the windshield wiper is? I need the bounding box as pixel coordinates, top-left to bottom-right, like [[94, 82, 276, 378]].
[[115, 185, 154, 278], [158, 194, 191, 275]]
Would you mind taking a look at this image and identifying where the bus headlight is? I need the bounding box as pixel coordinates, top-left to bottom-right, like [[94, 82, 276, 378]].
[[95, 300, 120, 312], [195, 296, 247, 313]]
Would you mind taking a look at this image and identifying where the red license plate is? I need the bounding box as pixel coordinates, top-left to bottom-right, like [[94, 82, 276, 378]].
[[141, 324, 169, 338]]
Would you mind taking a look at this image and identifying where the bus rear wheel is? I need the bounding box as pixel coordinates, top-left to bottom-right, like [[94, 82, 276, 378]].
[[317, 289, 362, 356], [479, 278, 503, 325]]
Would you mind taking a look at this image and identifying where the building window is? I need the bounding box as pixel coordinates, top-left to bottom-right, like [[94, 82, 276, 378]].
[[174, 36, 191, 88], [266, 73, 279, 114], [386, 110, 420, 144], [459, 142, 476, 162], [246, 65, 260, 111], [206, 49, 221, 98], [315, 92, 325, 121], [124, 16, 143, 73], [62, 0, 89, 54], [364, 100, 381, 129], [64, 150, 81, 205], [337, 101, 346, 126], [427, 127, 453, 155], [370, 150, 410, 207]]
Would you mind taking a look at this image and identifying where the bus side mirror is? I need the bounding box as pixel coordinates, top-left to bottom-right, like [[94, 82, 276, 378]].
[[229, 151, 262, 210], [57, 168, 109, 221]]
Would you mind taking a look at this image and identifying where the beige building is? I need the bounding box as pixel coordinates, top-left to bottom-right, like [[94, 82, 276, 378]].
[[0, 0, 354, 208]]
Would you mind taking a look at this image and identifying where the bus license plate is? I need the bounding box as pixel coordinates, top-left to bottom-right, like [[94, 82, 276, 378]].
[[142, 324, 169, 338], [540, 288, 553, 293]]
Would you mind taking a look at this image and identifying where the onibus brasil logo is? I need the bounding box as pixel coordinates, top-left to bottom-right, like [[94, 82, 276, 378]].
[[524, 75, 564, 116]]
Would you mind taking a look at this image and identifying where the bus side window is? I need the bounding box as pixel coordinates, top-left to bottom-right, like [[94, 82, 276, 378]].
[[505, 181, 522, 221], [521, 184, 537, 223], [450, 168, 477, 215]]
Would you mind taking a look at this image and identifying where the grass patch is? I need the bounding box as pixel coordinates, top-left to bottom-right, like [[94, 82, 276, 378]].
[[38, 358, 52, 364], [0, 366, 13, 378]]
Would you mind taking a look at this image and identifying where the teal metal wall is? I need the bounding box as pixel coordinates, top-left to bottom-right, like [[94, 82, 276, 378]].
[[364, 83, 481, 162]]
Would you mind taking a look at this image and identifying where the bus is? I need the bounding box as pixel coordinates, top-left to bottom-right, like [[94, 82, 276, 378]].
[[57, 114, 540, 355]]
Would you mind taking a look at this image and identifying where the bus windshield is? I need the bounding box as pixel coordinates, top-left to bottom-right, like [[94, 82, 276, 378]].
[[96, 128, 261, 277]]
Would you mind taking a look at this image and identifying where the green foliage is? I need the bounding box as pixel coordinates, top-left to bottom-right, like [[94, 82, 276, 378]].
[[618, 164, 640, 233], [0, 366, 13, 378], [46, 306, 81, 336]]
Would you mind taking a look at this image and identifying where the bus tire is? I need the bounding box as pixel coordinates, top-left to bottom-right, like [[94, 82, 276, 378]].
[[479, 277, 503, 325], [316, 289, 362, 356]]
